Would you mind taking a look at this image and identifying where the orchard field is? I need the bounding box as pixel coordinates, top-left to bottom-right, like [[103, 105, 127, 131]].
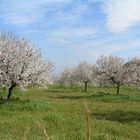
[[0, 85, 139, 140], [1, 0, 140, 139]]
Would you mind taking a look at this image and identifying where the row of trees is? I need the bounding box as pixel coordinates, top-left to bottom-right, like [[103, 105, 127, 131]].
[[0, 31, 54, 100], [58, 55, 140, 95]]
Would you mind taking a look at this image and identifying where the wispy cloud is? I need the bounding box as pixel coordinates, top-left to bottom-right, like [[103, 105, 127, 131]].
[[48, 27, 96, 44], [103, 0, 140, 33], [71, 40, 140, 66], [1, 0, 140, 73], [0, 0, 72, 25]]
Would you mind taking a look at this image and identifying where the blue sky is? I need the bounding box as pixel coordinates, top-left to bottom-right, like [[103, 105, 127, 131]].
[[0, 0, 140, 73]]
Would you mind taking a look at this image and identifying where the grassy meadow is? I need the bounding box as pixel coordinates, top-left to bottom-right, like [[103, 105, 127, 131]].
[[0, 85, 140, 140]]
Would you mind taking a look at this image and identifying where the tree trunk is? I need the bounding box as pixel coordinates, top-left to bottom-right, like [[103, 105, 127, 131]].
[[70, 81, 73, 88], [116, 82, 120, 96], [84, 82, 88, 93], [7, 82, 16, 100]]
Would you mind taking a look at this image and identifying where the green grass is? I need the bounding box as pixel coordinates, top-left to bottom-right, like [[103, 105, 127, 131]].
[[0, 85, 140, 140]]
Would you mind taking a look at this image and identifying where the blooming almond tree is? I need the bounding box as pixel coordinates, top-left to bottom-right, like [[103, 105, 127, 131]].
[[0, 31, 54, 100], [96, 55, 140, 95], [74, 61, 97, 92], [124, 57, 140, 85], [59, 68, 76, 87], [96, 55, 125, 95]]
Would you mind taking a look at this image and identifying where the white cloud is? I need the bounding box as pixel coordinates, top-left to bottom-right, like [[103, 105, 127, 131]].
[[0, 0, 72, 25], [70, 38, 140, 61], [48, 27, 96, 44], [104, 0, 140, 33]]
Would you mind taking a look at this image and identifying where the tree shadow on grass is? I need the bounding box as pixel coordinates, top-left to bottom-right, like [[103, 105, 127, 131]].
[[45, 90, 64, 93], [0, 96, 30, 105], [92, 110, 140, 124], [48, 91, 140, 102], [48, 92, 111, 100], [46, 88, 81, 93]]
